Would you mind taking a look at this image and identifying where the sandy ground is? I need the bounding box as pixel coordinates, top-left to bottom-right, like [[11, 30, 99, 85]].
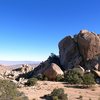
[[0, 65, 11, 74], [0, 65, 100, 100], [19, 81, 100, 100]]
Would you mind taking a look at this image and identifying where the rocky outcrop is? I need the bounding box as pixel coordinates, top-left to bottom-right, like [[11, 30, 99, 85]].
[[33, 60, 50, 76], [32, 53, 61, 76], [32, 29, 100, 79], [13, 64, 33, 73], [59, 36, 82, 70], [43, 63, 63, 80], [77, 30, 100, 60], [59, 30, 100, 71]]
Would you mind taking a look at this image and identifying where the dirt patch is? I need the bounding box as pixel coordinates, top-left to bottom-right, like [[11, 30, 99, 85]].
[[19, 81, 100, 100]]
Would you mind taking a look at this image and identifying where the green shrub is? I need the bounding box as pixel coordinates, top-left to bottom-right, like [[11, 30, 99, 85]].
[[52, 96, 59, 100], [82, 73, 96, 87], [0, 79, 28, 100], [58, 94, 68, 100], [51, 88, 64, 97], [51, 88, 68, 100], [43, 76, 48, 81], [64, 70, 83, 84], [73, 67, 84, 76], [37, 74, 44, 80], [27, 77, 38, 86], [36, 74, 48, 81], [56, 75, 64, 82]]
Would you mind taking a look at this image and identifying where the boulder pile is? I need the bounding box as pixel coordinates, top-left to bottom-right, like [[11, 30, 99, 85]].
[[1, 30, 100, 85], [33, 30, 100, 80], [0, 64, 33, 87], [59, 30, 100, 71]]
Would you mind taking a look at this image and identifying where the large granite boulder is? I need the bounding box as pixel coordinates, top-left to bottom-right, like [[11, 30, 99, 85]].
[[77, 30, 100, 61], [58, 30, 100, 71], [43, 63, 63, 80], [59, 36, 82, 70]]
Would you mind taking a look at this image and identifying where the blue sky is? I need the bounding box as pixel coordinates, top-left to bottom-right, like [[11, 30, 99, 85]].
[[0, 0, 100, 61]]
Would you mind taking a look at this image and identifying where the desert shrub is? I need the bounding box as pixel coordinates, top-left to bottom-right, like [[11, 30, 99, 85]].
[[64, 69, 83, 84], [56, 75, 64, 82], [36, 74, 49, 81], [0, 79, 28, 100], [37, 74, 44, 80], [51, 88, 64, 96], [73, 67, 84, 76], [82, 73, 96, 87], [58, 94, 68, 100], [78, 95, 83, 100], [26, 77, 38, 86], [52, 96, 59, 100], [43, 76, 48, 81], [51, 88, 68, 100]]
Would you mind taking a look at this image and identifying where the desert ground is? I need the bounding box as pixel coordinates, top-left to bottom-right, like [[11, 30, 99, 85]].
[[0, 65, 100, 100], [19, 81, 100, 100]]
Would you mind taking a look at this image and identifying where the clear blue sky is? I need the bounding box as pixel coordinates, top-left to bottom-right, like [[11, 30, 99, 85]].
[[0, 0, 100, 61]]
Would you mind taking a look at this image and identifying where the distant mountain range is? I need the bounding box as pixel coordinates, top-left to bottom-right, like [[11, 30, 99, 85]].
[[0, 60, 41, 66]]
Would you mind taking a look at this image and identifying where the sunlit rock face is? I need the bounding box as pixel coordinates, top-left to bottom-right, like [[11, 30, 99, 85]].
[[58, 36, 82, 70], [77, 30, 100, 61], [59, 30, 100, 70]]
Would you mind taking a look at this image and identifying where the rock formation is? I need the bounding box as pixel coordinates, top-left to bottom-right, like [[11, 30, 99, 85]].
[[13, 64, 33, 73], [1, 29, 100, 86], [32, 29, 100, 79], [77, 30, 100, 61], [58, 35, 82, 70], [59, 30, 100, 71]]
